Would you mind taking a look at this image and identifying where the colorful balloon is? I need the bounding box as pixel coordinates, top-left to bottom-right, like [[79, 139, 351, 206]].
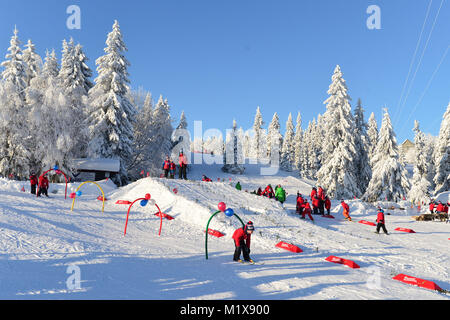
[[69, 193, 76, 199], [75, 191, 82, 197], [218, 202, 226, 212], [140, 199, 148, 207], [145, 193, 151, 200], [224, 208, 234, 217]]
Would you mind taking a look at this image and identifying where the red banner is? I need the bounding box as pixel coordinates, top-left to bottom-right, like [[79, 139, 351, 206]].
[[275, 241, 303, 253], [393, 274, 442, 291]]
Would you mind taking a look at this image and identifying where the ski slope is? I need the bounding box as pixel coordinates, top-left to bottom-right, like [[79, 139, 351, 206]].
[[0, 160, 448, 300]]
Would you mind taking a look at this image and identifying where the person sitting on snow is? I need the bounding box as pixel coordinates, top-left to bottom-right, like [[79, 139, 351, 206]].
[[37, 175, 49, 198], [256, 187, 262, 196], [232, 221, 254, 263], [275, 185, 286, 204], [202, 175, 212, 182], [262, 184, 275, 198], [235, 181, 242, 191]]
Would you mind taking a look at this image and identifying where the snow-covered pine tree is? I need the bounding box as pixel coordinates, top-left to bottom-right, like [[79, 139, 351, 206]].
[[433, 102, 450, 195], [0, 27, 31, 179], [280, 113, 295, 171], [129, 92, 155, 178], [353, 99, 372, 194], [363, 109, 410, 202], [150, 95, 174, 171], [87, 20, 136, 185], [177, 111, 188, 130], [367, 112, 379, 164], [251, 106, 264, 160], [59, 39, 93, 159], [22, 39, 42, 86], [293, 112, 303, 172], [317, 65, 361, 199], [408, 120, 432, 205], [26, 48, 73, 176], [267, 112, 282, 166], [222, 119, 245, 174]]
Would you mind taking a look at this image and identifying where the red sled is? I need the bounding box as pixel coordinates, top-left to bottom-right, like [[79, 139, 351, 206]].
[[97, 195, 107, 201], [325, 255, 360, 269], [359, 220, 376, 226], [395, 227, 416, 233], [116, 200, 132, 205], [393, 274, 442, 291], [275, 241, 303, 253], [154, 212, 174, 220], [204, 229, 225, 238]]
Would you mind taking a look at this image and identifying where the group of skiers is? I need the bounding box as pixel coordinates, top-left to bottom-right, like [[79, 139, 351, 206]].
[[429, 200, 449, 214], [29, 172, 49, 197], [162, 151, 188, 180]]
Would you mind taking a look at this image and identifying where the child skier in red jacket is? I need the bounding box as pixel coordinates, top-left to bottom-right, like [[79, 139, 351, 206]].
[[375, 208, 389, 234], [232, 221, 254, 262]]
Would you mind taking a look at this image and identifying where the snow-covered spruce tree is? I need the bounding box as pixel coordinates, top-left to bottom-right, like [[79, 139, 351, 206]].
[[353, 99, 372, 194], [150, 95, 173, 170], [251, 106, 265, 160], [280, 113, 295, 171], [59, 39, 93, 159], [293, 112, 303, 172], [222, 119, 245, 174], [317, 65, 361, 199], [22, 39, 42, 86], [177, 111, 187, 130], [26, 49, 75, 176], [408, 120, 432, 204], [267, 112, 283, 166], [433, 102, 450, 195], [367, 112, 379, 164], [363, 109, 410, 202], [128, 92, 154, 178], [87, 20, 136, 186], [0, 27, 31, 179]]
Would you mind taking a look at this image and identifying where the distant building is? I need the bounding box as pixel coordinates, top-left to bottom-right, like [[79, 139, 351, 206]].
[[72, 158, 120, 182], [399, 139, 416, 164]]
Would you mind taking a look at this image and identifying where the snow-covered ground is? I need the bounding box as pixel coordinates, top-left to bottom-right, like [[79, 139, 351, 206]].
[[0, 159, 448, 300]]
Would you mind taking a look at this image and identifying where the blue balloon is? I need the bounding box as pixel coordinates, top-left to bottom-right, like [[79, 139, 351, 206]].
[[75, 191, 82, 197], [224, 208, 234, 217], [54, 165, 59, 171], [140, 200, 148, 207]]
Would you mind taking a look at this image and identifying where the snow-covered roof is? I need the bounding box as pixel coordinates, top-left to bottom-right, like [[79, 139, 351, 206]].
[[72, 158, 120, 173]]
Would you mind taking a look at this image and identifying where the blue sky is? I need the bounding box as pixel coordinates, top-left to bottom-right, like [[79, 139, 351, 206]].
[[0, 0, 448, 143]]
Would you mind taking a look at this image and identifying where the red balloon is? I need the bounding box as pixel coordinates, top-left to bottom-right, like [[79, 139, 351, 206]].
[[218, 202, 226, 212], [69, 193, 76, 199], [145, 193, 151, 200], [173, 188, 178, 194]]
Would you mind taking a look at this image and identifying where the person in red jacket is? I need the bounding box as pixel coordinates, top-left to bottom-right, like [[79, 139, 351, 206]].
[[232, 221, 254, 262], [296, 193, 305, 215], [202, 175, 212, 182], [179, 151, 188, 180], [29, 172, 38, 195], [429, 201, 435, 213], [340, 200, 352, 221], [162, 156, 171, 178], [37, 175, 49, 197], [169, 161, 176, 179], [301, 202, 314, 222], [318, 186, 325, 215], [375, 208, 389, 234], [324, 196, 331, 215], [262, 185, 274, 199], [435, 201, 444, 213]]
